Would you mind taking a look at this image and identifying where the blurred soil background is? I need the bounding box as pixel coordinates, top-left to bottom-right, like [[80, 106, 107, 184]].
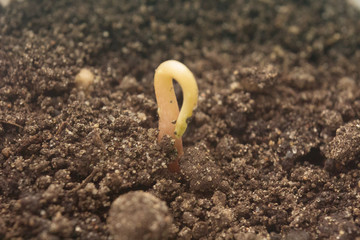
[[1, 0, 360, 239]]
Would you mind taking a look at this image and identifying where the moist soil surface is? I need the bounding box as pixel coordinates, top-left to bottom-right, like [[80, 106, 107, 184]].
[[1, 0, 360, 239]]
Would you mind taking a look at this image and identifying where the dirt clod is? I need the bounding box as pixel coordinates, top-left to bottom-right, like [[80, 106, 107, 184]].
[[324, 119, 360, 169], [181, 145, 222, 193], [107, 191, 173, 240]]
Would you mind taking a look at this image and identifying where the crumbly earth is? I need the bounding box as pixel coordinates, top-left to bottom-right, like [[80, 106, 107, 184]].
[[1, 0, 360, 239]]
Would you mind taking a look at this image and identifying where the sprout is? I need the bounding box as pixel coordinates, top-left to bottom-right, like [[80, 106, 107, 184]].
[[154, 60, 198, 172]]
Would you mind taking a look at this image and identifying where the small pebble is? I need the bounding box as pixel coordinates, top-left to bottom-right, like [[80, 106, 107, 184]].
[[75, 68, 94, 90]]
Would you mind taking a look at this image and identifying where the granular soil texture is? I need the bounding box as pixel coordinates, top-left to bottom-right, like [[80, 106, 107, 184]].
[[1, 0, 360, 239]]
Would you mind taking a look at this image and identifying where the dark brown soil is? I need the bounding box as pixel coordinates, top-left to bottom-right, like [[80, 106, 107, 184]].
[[1, 0, 360, 239]]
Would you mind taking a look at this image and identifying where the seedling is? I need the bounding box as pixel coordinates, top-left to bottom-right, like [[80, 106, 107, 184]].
[[154, 60, 198, 172]]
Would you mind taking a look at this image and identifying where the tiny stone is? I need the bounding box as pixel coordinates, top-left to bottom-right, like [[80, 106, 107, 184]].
[[1, 147, 11, 158], [0, 0, 10, 7], [337, 77, 356, 91], [119, 75, 140, 92], [178, 227, 192, 240], [75, 68, 94, 90]]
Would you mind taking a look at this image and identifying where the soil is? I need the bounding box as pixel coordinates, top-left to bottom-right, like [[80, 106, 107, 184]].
[[1, 0, 360, 239]]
